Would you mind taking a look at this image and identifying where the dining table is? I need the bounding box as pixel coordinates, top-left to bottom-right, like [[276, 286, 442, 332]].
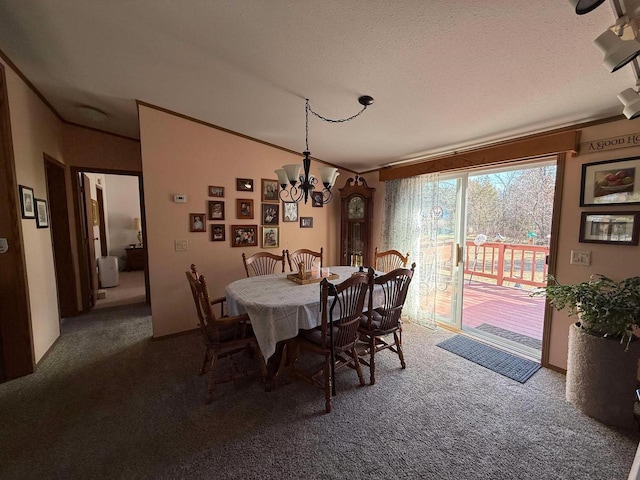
[[225, 265, 379, 363]]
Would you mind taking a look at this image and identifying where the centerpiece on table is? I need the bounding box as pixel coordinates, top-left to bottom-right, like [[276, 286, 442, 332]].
[[533, 274, 640, 428]]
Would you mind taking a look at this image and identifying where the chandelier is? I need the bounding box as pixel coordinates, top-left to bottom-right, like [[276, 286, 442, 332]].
[[275, 95, 374, 204]]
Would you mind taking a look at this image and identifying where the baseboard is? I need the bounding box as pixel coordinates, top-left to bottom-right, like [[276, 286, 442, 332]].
[[152, 327, 198, 341]]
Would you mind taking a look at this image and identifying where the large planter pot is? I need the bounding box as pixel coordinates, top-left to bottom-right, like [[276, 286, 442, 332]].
[[566, 323, 640, 429]]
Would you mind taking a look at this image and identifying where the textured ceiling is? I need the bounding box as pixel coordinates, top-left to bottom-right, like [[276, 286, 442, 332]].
[[0, 1, 635, 172]]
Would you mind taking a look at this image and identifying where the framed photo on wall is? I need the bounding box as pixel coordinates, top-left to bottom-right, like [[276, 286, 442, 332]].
[[261, 203, 279, 225], [580, 157, 640, 206], [208, 200, 225, 220], [236, 199, 254, 219], [35, 199, 49, 228], [189, 213, 206, 232], [300, 217, 313, 228], [210, 224, 225, 242], [231, 225, 258, 247], [579, 211, 640, 245], [311, 191, 324, 207], [261, 226, 279, 248], [209, 186, 224, 197], [261, 178, 279, 203], [19, 185, 35, 219], [282, 202, 298, 222], [236, 178, 254, 192]]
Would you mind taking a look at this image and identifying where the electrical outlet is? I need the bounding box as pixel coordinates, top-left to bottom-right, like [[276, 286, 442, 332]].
[[173, 194, 187, 203], [570, 250, 591, 266], [175, 240, 188, 251]]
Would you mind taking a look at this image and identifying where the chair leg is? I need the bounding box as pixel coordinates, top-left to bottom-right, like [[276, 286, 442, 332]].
[[369, 336, 377, 385], [199, 347, 210, 376], [352, 346, 365, 386], [205, 354, 218, 405], [324, 355, 332, 414], [394, 331, 406, 369]]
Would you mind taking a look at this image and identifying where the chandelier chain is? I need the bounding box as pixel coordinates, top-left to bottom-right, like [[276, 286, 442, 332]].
[[304, 98, 369, 153]]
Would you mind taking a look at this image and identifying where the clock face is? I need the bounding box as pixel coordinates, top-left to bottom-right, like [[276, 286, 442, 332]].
[[347, 196, 365, 220]]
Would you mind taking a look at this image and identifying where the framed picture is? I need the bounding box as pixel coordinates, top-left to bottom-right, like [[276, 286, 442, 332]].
[[236, 178, 254, 192], [300, 216, 313, 228], [210, 224, 225, 242], [189, 213, 206, 232], [261, 203, 279, 225], [311, 191, 324, 207], [19, 185, 35, 219], [208, 200, 225, 220], [208, 186, 224, 197], [236, 199, 254, 219], [261, 226, 279, 248], [282, 201, 298, 222], [580, 157, 640, 206], [231, 225, 258, 247], [261, 178, 279, 203], [35, 199, 49, 228], [579, 211, 640, 245]]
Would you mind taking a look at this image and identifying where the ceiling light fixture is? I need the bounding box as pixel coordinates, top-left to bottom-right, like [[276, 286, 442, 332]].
[[568, 0, 606, 15], [275, 95, 374, 205], [618, 85, 640, 118], [594, 28, 640, 72], [77, 105, 108, 123]]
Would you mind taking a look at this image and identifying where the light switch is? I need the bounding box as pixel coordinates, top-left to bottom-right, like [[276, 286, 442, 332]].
[[175, 240, 188, 251], [173, 194, 187, 203]]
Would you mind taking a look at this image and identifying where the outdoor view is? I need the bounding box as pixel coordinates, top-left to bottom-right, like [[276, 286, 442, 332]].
[[424, 162, 556, 357]]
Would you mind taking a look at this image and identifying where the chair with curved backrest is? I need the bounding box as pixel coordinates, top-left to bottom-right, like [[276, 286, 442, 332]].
[[188, 267, 268, 403], [359, 263, 416, 385], [374, 247, 410, 273], [242, 250, 286, 277], [286, 248, 323, 272], [294, 268, 373, 413]]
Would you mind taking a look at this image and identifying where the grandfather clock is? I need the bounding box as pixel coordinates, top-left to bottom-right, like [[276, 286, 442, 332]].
[[339, 176, 375, 266]]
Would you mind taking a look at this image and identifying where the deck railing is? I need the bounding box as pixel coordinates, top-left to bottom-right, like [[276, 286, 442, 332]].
[[463, 241, 549, 287]]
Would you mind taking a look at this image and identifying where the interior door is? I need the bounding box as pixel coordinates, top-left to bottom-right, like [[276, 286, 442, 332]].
[[81, 174, 99, 307]]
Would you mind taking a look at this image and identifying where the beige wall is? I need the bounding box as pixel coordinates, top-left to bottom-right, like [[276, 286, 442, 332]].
[[139, 105, 348, 337], [62, 124, 142, 171], [548, 119, 640, 369], [3, 57, 63, 362]]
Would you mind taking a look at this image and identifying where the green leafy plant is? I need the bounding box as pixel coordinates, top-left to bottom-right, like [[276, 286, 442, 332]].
[[532, 275, 640, 348]]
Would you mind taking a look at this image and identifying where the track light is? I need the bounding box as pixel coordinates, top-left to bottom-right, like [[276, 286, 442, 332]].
[[618, 88, 640, 119], [594, 29, 640, 72], [569, 0, 606, 15]]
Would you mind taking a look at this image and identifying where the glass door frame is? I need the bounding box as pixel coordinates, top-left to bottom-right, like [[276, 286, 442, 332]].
[[435, 159, 557, 361]]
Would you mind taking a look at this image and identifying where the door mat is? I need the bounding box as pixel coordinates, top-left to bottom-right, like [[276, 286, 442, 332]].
[[436, 335, 541, 383], [475, 323, 542, 351]]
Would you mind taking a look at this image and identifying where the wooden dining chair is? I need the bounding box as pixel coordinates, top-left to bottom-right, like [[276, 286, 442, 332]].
[[374, 247, 410, 273], [242, 250, 286, 277], [359, 263, 416, 385], [286, 247, 323, 272], [186, 264, 225, 376], [189, 268, 268, 403], [294, 268, 373, 413]]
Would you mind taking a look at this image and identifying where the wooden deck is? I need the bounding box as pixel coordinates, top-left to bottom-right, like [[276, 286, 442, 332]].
[[435, 278, 545, 348]]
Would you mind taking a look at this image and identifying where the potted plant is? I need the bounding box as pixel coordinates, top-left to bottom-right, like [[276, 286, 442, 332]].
[[534, 274, 640, 428]]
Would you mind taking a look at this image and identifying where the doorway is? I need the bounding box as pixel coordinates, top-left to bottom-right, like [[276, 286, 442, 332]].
[[433, 159, 556, 360], [71, 169, 148, 313]]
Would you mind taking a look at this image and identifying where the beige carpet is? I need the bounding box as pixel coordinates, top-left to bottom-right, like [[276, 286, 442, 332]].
[[95, 270, 146, 309]]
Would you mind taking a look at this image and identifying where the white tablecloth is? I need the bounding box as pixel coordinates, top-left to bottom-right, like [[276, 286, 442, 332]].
[[226, 266, 374, 360]]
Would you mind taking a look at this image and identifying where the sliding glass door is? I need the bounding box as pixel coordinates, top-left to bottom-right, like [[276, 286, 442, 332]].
[[433, 160, 556, 360]]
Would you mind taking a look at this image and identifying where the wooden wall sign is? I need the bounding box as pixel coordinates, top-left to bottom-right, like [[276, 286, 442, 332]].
[[579, 133, 640, 155]]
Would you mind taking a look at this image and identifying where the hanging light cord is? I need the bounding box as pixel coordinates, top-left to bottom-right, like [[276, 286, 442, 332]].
[[304, 98, 370, 152]]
